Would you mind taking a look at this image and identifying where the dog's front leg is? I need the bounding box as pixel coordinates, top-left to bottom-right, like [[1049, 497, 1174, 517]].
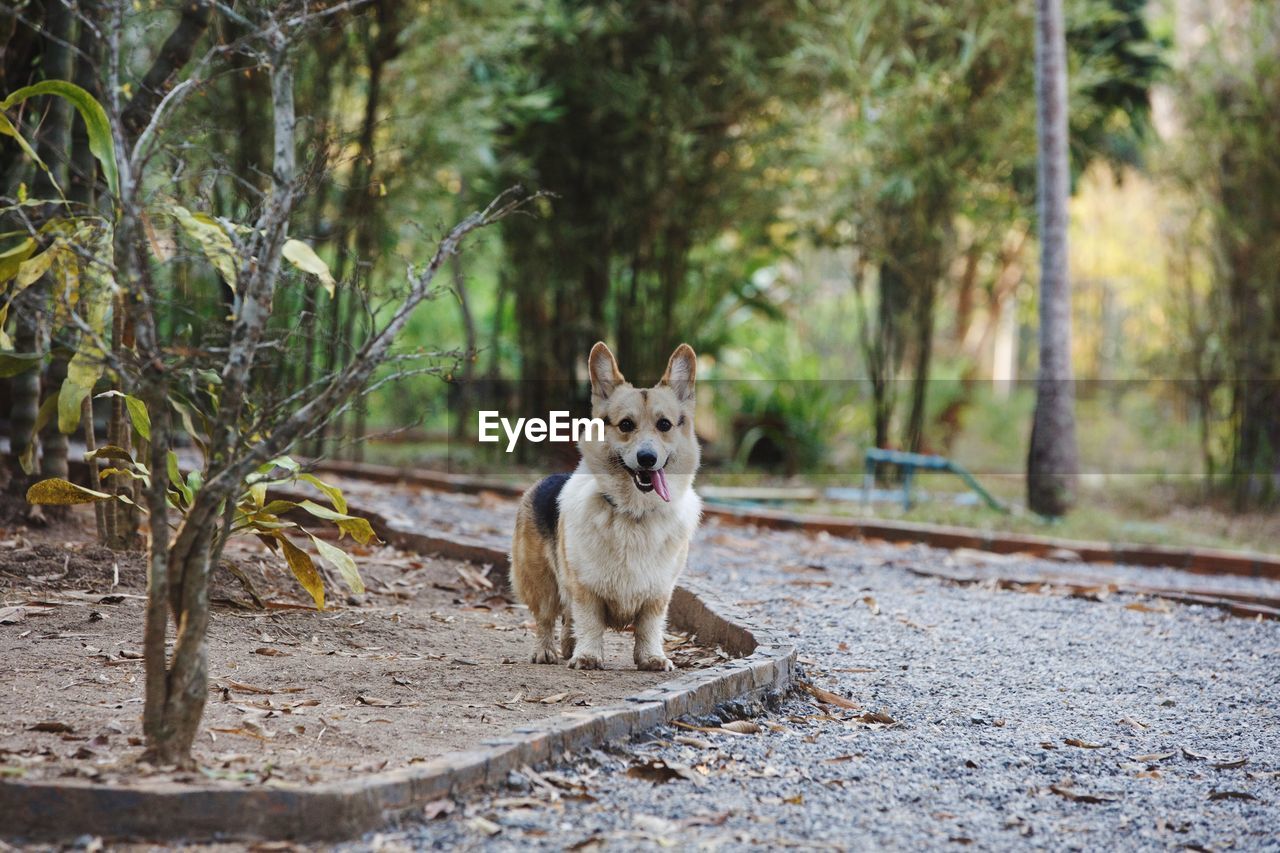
[[633, 598, 675, 671], [567, 595, 607, 670]]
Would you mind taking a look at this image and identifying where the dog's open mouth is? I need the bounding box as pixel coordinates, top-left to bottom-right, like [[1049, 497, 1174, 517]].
[[630, 467, 671, 502]]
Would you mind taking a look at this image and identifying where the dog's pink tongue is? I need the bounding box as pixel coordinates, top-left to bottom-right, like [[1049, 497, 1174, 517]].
[[652, 468, 670, 502]]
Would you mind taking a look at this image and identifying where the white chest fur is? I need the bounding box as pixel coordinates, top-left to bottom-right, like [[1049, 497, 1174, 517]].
[[557, 465, 701, 614]]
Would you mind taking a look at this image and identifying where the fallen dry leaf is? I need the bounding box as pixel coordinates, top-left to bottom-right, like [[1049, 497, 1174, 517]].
[[1211, 758, 1248, 770], [798, 680, 862, 710], [856, 710, 896, 725], [28, 721, 74, 733], [355, 695, 417, 708], [627, 758, 704, 786], [1124, 601, 1171, 614], [224, 681, 275, 695], [1131, 751, 1176, 762], [1049, 783, 1119, 804], [533, 692, 570, 705], [254, 647, 290, 657], [468, 816, 502, 836], [675, 736, 714, 749], [1064, 738, 1108, 749], [720, 720, 761, 735], [1208, 790, 1257, 802]]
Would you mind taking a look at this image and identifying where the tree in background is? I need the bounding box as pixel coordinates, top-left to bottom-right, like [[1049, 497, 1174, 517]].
[[1027, 0, 1081, 516], [1169, 3, 1280, 509], [793, 0, 1159, 472], [488, 0, 802, 413]]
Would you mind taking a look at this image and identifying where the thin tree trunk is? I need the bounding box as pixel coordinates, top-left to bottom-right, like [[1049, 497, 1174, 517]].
[[10, 0, 73, 495], [7, 304, 41, 493], [903, 276, 936, 454], [82, 395, 105, 542], [1026, 0, 1079, 517]]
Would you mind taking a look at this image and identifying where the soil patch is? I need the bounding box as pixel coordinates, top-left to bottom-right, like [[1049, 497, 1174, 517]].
[[0, 508, 720, 789]]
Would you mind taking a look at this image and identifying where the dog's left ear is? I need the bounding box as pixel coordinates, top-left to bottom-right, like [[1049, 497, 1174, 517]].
[[660, 344, 697, 402]]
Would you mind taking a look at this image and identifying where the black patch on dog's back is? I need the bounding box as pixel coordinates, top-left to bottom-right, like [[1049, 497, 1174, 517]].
[[531, 473, 571, 541]]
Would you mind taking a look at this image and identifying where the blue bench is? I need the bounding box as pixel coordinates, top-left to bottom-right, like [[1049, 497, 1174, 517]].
[[863, 448, 1008, 513]]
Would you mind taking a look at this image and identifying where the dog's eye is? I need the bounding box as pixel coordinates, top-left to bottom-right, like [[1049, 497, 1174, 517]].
[[656, 418, 672, 432], [618, 418, 635, 433]]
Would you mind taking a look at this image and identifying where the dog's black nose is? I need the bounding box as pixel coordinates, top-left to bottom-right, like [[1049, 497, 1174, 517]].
[[636, 449, 658, 470]]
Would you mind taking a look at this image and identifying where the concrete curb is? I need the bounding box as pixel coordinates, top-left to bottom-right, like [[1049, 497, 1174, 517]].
[[312, 460, 1280, 582], [0, 504, 795, 843]]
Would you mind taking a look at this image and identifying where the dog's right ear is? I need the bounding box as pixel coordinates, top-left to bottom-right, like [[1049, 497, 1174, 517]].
[[589, 341, 625, 400]]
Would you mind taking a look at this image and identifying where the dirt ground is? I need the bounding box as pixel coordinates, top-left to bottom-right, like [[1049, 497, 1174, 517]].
[[0, 507, 720, 788]]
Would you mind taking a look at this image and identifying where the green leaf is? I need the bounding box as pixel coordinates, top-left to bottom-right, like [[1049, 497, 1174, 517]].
[[85, 445, 134, 463], [282, 239, 336, 298], [58, 375, 91, 435], [170, 206, 239, 291], [57, 250, 112, 434], [125, 395, 150, 441], [26, 477, 115, 505], [0, 352, 44, 378], [14, 242, 60, 289], [97, 466, 150, 486], [268, 455, 300, 473], [33, 392, 58, 435], [18, 442, 36, 475], [274, 532, 325, 610], [295, 500, 378, 546], [0, 112, 45, 174], [166, 451, 183, 486], [1, 81, 119, 197], [0, 237, 36, 284], [297, 473, 348, 514], [309, 534, 365, 595]]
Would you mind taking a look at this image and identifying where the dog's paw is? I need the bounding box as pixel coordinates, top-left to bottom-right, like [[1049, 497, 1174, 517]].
[[636, 654, 675, 672], [531, 647, 560, 664], [568, 653, 603, 670]]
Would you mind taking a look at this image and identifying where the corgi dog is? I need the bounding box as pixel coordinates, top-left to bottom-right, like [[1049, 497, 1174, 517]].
[[510, 342, 702, 671]]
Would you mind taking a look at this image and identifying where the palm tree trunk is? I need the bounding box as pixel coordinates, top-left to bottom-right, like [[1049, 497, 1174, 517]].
[[1026, 0, 1079, 517]]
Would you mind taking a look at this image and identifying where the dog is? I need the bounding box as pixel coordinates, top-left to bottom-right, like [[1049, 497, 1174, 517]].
[[510, 342, 702, 671]]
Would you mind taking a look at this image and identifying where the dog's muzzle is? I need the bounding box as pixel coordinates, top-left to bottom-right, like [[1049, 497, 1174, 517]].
[[629, 466, 671, 502]]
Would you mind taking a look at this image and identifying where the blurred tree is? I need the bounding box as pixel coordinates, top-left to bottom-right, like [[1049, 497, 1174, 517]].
[[794, 0, 1160, 468], [1169, 3, 1280, 509], [487, 0, 802, 414], [1027, 0, 1080, 517]]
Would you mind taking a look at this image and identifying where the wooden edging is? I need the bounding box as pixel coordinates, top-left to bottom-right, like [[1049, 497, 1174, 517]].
[[312, 459, 1280, 582], [0, 504, 795, 843]]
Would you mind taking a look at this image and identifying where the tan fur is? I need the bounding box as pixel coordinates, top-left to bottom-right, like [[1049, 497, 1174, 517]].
[[510, 342, 702, 670]]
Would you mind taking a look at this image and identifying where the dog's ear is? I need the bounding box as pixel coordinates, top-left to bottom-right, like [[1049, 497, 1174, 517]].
[[589, 341, 625, 400], [660, 343, 697, 402]]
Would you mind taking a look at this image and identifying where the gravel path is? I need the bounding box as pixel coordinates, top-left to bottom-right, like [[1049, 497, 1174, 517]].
[[333, 489, 1279, 852]]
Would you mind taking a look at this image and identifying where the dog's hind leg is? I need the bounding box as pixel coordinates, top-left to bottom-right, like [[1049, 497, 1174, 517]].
[[530, 598, 561, 664], [511, 517, 561, 664]]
